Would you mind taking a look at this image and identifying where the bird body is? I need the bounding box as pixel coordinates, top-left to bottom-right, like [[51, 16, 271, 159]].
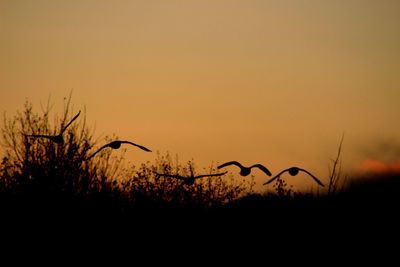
[[217, 161, 271, 176], [263, 167, 324, 186], [108, 141, 123, 149], [154, 171, 227, 186], [288, 167, 299, 176], [87, 140, 151, 160]]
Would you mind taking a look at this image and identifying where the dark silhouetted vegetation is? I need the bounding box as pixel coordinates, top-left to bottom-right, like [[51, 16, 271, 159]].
[[0, 96, 254, 220], [1, 96, 399, 238]]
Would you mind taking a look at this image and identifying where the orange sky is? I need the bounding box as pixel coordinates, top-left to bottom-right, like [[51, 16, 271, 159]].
[[1, 0, 400, 191]]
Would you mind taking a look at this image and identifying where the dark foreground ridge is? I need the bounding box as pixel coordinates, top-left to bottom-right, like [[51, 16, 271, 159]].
[[1, 176, 398, 265], [1, 174, 398, 235]]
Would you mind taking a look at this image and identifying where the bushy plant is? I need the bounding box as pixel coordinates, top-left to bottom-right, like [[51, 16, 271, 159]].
[[122, 152, 254, 209], [1, 97, 96, 197]]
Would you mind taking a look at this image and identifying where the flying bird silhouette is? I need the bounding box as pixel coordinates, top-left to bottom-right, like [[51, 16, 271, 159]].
[[26, 110, 81, 144], [87, 140, 151, 160], [217, 161, 272, 176], [263, 167, 324, 187], [153, 171, 228, 186]]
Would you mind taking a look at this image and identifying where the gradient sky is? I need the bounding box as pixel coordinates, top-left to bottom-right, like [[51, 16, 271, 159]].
[[1, 0, 400, 191]]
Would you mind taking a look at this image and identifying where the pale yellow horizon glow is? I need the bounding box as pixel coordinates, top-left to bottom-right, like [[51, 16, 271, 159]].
[[1, 0, 400, 191]]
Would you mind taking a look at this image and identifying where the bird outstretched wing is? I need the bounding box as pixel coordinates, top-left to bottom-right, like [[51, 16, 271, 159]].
[[298, 168, 325, 187], [263, 169, 289, 185], [263, 167, 325, 187], [154, 171, 227, 184], [251, 164, 272, 176], [122, 141, 152, 152], [27, 134, 53, 139], [193, 171, 228, 179], [26, 133, 64, 143], [153, 172, 186, 181], [60, 110, 81, 134], [217, 161, 243, 169], [86, 143, 111, 160]]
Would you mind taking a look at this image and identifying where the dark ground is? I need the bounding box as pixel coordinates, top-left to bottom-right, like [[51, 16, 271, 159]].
[[2, 174, 398, 231], [1, 174, 398, 260]]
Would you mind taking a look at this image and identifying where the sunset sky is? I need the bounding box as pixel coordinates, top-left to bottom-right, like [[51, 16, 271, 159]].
[[1, 0, 399, 191]]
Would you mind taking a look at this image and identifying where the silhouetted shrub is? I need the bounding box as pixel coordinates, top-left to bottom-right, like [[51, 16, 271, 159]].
[[121, 152, 254, 210], [1, 98, 92, 196]]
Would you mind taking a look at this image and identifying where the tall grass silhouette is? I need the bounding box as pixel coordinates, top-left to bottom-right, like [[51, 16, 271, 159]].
[[327, 133, 347, 196]]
